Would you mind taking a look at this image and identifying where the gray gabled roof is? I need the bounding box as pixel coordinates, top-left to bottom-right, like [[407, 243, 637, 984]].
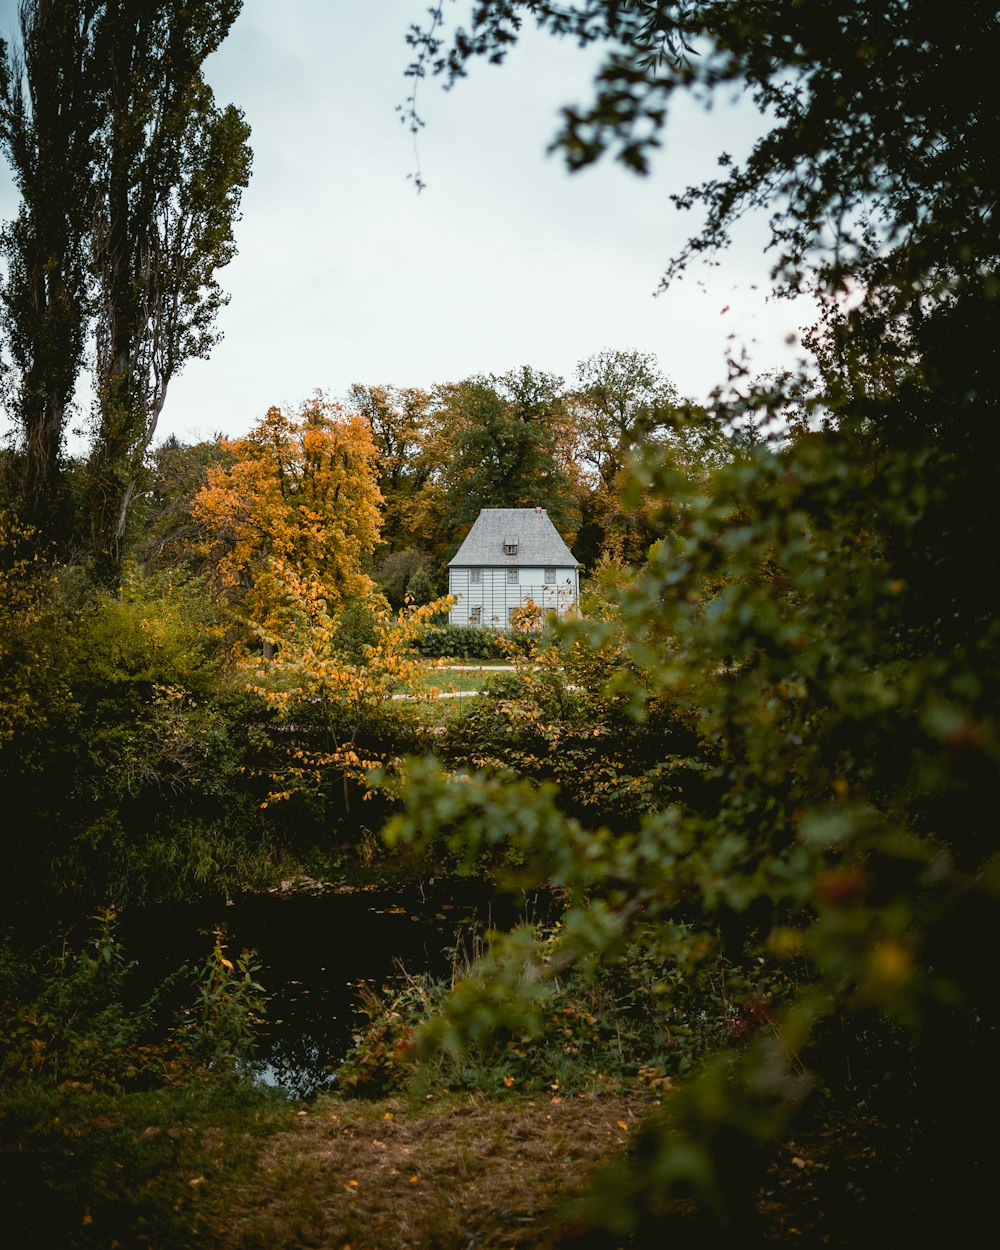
[[448, 508, 578, 568]]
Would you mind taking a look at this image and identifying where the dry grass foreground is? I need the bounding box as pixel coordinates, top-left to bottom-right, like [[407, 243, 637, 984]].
[[221, 1089, 658, 1249]]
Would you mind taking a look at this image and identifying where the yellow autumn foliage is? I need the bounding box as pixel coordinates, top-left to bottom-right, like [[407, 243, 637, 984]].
[[191, 396, 382, 641], [247, 557, 452, 804]]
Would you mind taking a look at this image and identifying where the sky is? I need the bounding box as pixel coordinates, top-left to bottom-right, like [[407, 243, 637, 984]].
[[0, 0, 813, 447]]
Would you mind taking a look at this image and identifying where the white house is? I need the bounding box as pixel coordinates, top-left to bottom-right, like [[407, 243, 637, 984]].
[[448, 507, 580, 629]]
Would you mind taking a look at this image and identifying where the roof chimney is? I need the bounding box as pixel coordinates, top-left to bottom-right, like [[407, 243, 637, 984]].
[[534, 506, 541, 514]]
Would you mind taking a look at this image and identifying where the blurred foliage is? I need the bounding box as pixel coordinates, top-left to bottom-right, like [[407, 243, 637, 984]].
[[381, 421, 1000, 1231], [389, 2, 1000, 1236]]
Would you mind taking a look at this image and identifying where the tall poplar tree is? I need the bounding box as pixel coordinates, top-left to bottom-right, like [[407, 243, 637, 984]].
[[0, 1, 101, 540], [86, 0, 250, 582], [0, 2, 250, 573]]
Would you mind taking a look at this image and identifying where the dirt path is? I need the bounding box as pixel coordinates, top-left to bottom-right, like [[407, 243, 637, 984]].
[[221, 1089, 658, 1249]]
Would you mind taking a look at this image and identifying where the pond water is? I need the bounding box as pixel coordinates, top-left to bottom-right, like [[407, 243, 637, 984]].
[[119, 881, 548, 1098]]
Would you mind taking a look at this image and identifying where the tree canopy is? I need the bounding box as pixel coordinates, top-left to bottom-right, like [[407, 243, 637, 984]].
[[437, 366, 577, 531], [190, 397, 382, 644], [407, 2, 998, 296]]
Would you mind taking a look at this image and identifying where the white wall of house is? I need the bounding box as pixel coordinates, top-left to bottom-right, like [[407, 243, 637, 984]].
[[448, 566, 579, 628]]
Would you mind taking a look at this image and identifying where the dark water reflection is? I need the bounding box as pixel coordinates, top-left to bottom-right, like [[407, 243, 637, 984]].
[[120, 881, 546, 1098]]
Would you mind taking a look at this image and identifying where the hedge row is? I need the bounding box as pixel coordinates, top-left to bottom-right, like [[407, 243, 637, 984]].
[[411, 624, 542, 660]]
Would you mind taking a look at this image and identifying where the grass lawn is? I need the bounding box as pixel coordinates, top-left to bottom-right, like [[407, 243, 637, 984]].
[[414, 669, 496, 694], [397, 666, 521, 696]]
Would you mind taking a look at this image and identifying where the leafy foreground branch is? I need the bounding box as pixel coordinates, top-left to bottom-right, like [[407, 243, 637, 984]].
[[372, 421, 1000, 1243]]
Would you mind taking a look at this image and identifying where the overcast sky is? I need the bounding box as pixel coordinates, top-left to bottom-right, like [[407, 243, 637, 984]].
[[0, 0, 813, 447]]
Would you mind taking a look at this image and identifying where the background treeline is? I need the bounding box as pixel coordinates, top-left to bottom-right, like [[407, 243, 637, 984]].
[[139, 349, 733, 603]]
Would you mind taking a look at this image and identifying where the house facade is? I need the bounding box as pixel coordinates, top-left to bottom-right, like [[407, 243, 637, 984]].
[[448, 507, 580, 629]]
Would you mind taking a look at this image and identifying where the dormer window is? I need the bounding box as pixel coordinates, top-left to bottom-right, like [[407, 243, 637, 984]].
[[503, 533, 518, 556]]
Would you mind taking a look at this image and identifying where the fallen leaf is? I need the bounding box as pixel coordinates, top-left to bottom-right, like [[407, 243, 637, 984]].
[[503, 1076, 515, 1088], [189, 1177, 205, 1187], [346, 1179, 359, 1189]]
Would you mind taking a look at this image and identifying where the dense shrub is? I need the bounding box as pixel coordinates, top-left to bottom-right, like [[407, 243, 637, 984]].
[[375, 548, 435, 609], [0, 913, 266, 1090], [440, 666, 713, 829], [404, 566, 436, 605], [337, 922, 775, 1098], [0, 566, 290, 909], [331, 595, 380, 662]]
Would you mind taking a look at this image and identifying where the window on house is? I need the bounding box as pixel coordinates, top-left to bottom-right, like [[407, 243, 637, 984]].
[[507, 606, 518, 625], [504, 533, 518, 555], [506, 568, 519, 584], [544, 568, 556, 584], [470, 568, 482, 584], [469, 606, 482, 624]]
